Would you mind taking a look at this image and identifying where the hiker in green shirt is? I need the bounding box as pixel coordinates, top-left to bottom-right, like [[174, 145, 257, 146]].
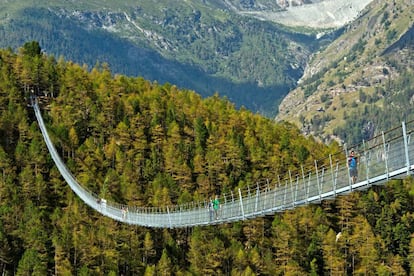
[[213, 195, 220, 220]]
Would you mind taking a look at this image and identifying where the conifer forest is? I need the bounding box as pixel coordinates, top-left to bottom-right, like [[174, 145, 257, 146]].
[[1, 42, 414, 275]]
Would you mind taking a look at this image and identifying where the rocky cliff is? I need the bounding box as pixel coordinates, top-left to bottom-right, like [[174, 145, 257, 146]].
[[224, 0, 374, 28]]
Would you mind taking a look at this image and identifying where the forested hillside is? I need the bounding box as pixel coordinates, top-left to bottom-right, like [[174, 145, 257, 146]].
[[1, 43, 414, 275], [0, 0, 331, 117]]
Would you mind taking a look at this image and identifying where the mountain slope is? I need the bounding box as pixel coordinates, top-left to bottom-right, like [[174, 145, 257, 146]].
[[0, 0, 367, 116], [276, 0, 414, 144], [0, 0, 316, 116]]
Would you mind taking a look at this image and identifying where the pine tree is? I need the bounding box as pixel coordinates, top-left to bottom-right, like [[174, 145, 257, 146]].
[[16, 249, 47, 276], [349, 215, 379, 275], [188, 227, 226, 275], [272, 216, 294, 274], [322, 229, 345, 275], [157, 249, 173, 275], [143, 232, 156, 265]]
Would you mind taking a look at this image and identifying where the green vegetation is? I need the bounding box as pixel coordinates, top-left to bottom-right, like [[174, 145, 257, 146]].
[[2, 42, 414, 275]]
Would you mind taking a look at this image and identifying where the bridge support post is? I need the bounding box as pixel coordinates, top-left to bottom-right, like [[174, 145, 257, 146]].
[[274, 175, 281, 209], [329, 155, 336, 197], [255, 183, 259, 213], [167, 206, 172, 228], [315, 160, 321, 202], [345, 144, 353, 191], [289, 170, 294, 207], [301, 166, 307, 204], [264, 179, 270, 212], [223, 193, 227, 220], [382, 131, 389, 180], [295, 175, 299, 205], [402, 121, 411, 175], [238, 189, 245, 220], [321, 168, 325, 196], [231, 191, 235, 218], [363, 140, 370, 187]]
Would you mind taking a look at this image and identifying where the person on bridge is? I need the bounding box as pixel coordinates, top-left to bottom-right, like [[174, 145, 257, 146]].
[[213, 195, 220, 220], [348, 150, 358, 184], [122, 206, 128, 220], [208, 198, 214, 221]]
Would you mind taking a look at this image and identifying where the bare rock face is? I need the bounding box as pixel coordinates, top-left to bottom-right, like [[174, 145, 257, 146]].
[[276, 0, 309, 9], [274, 0, 374, 28], [233, 0, 374, 29]]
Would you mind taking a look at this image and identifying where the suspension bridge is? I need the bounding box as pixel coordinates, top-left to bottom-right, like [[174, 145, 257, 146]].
[[33, 100, 414, 228]]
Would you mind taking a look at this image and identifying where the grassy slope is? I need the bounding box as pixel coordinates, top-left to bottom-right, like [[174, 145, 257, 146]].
[[276, 0, 414, 142]]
